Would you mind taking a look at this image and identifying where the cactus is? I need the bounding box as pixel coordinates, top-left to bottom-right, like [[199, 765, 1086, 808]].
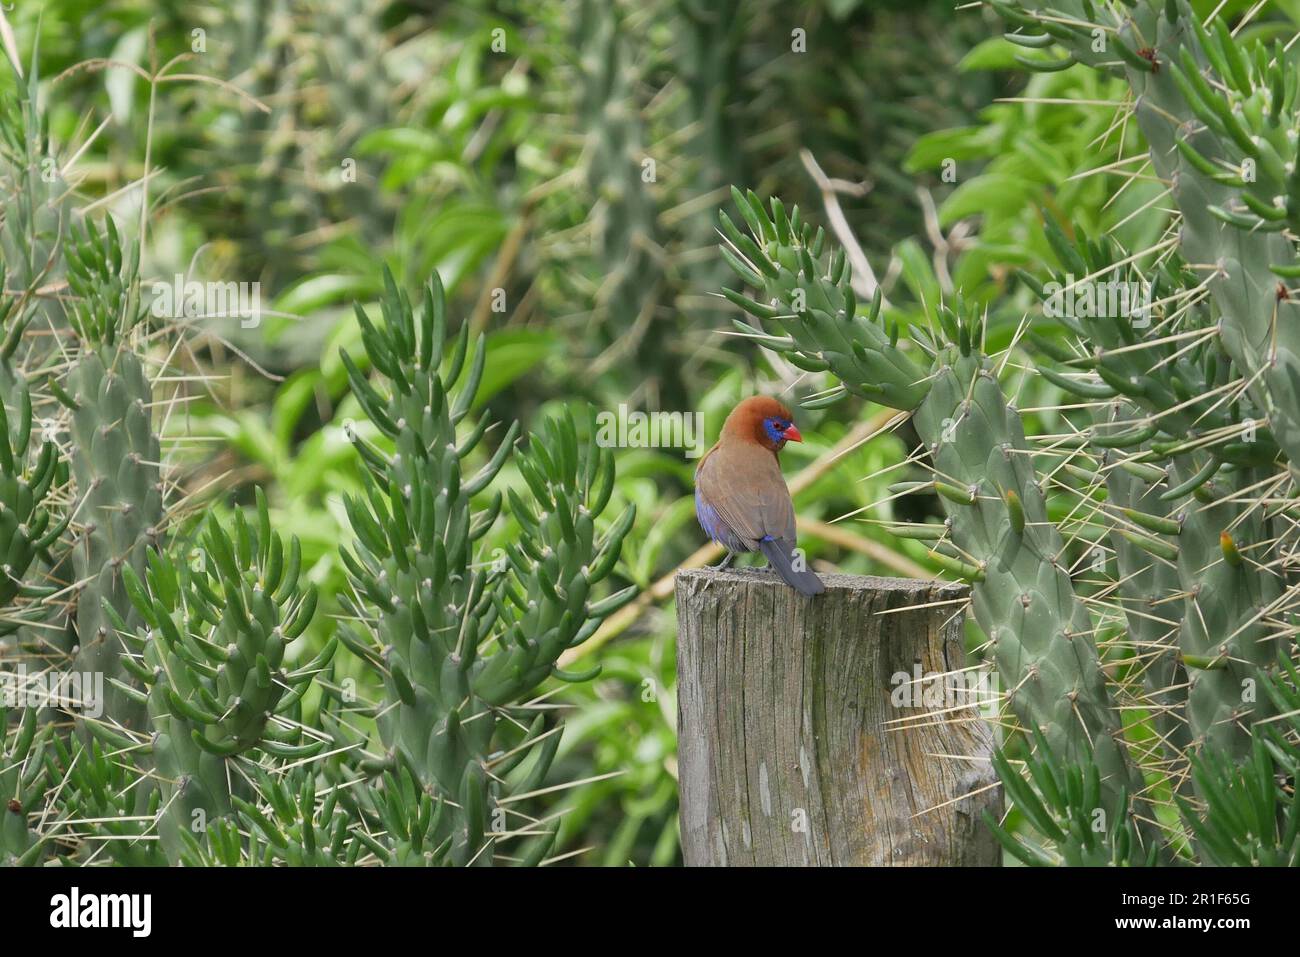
[[53, 733, 164, 866], [0, 16, 649, 869], [112, 502, 325, 861], [1088, 437, 1280, 775], [337, 269, 636, 866], [984, 727, 1157, 867], [1165, 452, 1281, 761], [1, 137, 340, 863], [48, 506, 329, 867], [0, 384, 66, 635], [178, 0, 406, 285], [989, 652, 1300, 865], [180, 0, 321, 282], [712, 0, 1300, 862], [917, 320, 1151, 817], [988, 0, 1300, 862], [306, 0, 398, 244], [0, 63, 72, 340], [1028, 217, 1284, 768], [0, 706, 52, 865], [1177, 736, 1300, 866], [1, 58, 79, 679], [715, 177, 1300, 860], [533, 0, 685, 406], [994, 0, 1300, 472], [0, 263, 30, 406], [1, 170, 637, 869], [60, 220, 160, 733], [1029, 215, 1276, 465], [999, 0, 1300, 780], [1093, 430, 1190, 773]]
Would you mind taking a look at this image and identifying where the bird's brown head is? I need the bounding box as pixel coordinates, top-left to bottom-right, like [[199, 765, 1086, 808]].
[[722, 396, 802, 453]]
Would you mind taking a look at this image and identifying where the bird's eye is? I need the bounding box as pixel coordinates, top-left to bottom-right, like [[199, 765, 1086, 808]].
[[772, 420, 785, 432]]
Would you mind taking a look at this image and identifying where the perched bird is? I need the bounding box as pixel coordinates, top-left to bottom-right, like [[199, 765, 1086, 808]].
[[694, 396, 825, 596]]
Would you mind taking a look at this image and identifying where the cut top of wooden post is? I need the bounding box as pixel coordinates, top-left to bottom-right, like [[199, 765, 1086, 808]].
[[675, 567, 1000, 866]]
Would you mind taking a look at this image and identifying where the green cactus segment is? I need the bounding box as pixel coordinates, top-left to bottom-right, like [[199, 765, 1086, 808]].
[[187, 1, 322, 278], [0, 64, 73, 340], [915, 334, 1143, 807], [1035, 218, 1274, 466], [1177, 735, 1300, 866], [1095, 417, 1190, 768], [187, 0, 406, 279], [345, 767, 460, 866], [0, 385, 67, 634], [340, 270, 635, 865], [218, 765, 356, 867], [576, 0, 659, 305], [1002, 0, 1300, 472], [570, 0, 677, 395], [68, 353, 160, 731], [1136, 7, 1300, 474], [216, 762, 467, 867], [54, 734, 165, 866], [158, 700, 371, 867], [720, 187, 930, 411], [1, 67, 76, 669], [117, 503, 325, 862], [64, 219, 141, 348], [0, 706, 53, 865], [983, 728, 1156, 867], [58, 217, 159, 730], [0, 263, 31, 403], [1165, 455, 1281, 761]]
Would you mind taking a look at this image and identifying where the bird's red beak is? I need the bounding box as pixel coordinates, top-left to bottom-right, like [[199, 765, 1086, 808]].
[[784, 425, 803, 443]]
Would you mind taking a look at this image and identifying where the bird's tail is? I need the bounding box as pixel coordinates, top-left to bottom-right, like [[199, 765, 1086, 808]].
[[758, 537, 825, 596]]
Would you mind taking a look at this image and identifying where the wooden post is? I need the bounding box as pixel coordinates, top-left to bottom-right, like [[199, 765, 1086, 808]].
[[676, 567, 1000, 866]]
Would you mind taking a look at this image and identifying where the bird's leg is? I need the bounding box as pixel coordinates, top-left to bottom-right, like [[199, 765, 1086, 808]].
[[710, 552, 735, 571]]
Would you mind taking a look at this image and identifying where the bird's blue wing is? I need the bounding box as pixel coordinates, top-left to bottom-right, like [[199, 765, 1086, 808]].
[[696, 487, 747, 552]]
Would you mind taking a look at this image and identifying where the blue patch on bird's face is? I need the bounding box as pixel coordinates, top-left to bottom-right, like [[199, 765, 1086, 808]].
[[763, 417, 792, 444]]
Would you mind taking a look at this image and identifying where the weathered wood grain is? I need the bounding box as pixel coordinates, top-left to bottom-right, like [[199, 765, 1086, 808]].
[[676, 567, 1000, 866]]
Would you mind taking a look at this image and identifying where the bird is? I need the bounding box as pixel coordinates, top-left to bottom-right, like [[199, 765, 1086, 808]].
[[694, 396, 825, 596]]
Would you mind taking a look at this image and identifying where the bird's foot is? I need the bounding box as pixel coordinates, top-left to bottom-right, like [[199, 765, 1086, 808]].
[[709, 552, 736, 571]]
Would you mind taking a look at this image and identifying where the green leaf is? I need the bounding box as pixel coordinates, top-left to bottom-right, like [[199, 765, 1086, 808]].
[[904, 126, 1001, 173], [272, 274, 377, 327], [938, 174, 1038, 228], [959, 37, 1026, 72]]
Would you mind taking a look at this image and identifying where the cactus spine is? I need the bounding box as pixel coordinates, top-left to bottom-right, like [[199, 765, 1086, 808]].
[[995, 0, 1298, 779]]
